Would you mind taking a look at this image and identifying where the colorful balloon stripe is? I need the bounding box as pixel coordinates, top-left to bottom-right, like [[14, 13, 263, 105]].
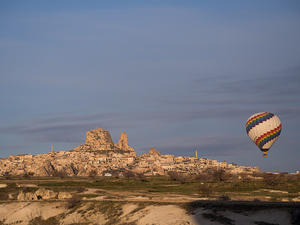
[[255, 124, 282, 146], [258, 126, 282, 149], [246, 112, 267, 127], [246, 113, 274, 134]]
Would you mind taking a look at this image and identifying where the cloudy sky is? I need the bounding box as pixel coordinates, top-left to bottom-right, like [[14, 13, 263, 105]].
[[1, 1, 299, 172]]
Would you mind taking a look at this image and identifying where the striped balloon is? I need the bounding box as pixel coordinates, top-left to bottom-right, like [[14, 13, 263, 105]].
[[246, 112, 282, 157]]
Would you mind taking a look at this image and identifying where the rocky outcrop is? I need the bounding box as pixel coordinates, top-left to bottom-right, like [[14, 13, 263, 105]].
[[73, 128, 135, 152], [57, 192, 72, 200], [17, 188, 71, 200], [17, 191, 37, 201], [74, 128, 116, 151], [35, 188, 57, 200], [116, 131, 135, 152], [148, 147, 160, 155]]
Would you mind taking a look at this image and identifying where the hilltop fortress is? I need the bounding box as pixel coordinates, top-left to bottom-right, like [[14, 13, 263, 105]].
[[0, 128, 260, 177]]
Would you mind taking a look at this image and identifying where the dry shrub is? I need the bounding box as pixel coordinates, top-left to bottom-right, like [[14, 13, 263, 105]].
[[198, 184, 213, 197], [52, 169, 67, 178], [239, 173, 253, 183], [262, 173, 283, 186], [76, 186, 86, 193], [195, 173, 210, 182], [66, 194, 82, 209], [212, 169, 231, 182], [136, 173, 147, 182], [123, 170, 135, 180], [284, 173, 300, 182], [197, 168, 231, 182], [0, 192, 8, 201], [88, 169, 97, 178], [29, 216, 59, 225], [168, 171, 187, 184], [3, 172, 12, 180]]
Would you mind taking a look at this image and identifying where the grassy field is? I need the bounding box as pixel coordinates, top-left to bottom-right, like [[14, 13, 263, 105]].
[[1, 173, 300, 202]]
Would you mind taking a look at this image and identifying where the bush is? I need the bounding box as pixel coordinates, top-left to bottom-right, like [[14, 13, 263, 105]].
[[0, 192, 8, 200], [198, 184, 212, 197], [212, 169, 230, 182], [3, 172, 12, 180], [123, 170, 135, 180], [195, 173, 210, 182], [197, 168, 231, 182], [88, 169, 97, 179], [22, 173, 30, 179], [53, 169, 68, 179], [262, 173, 281, 186], [66, 195, 82, 209], [136, 173, 148, 182], [240, 175, 252, 183], [29, 216, 59, 225], [76, 186, 86, 193], [284, 174, 300, 183], [168, 171, 187, 184]]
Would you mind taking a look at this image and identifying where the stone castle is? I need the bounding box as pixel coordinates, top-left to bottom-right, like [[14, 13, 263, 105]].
[[0, 128, 260, 177]]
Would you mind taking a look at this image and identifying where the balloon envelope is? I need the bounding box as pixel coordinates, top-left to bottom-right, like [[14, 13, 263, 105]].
[[246, 112, 281, 156]]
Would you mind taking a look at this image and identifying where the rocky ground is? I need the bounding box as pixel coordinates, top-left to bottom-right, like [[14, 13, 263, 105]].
[[0, 182, 299, 225], [0, 179, 299, 225], [0, 200, 299, 225]]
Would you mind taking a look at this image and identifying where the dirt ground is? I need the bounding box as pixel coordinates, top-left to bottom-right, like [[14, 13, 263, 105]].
[[0, 201, 298, 225]]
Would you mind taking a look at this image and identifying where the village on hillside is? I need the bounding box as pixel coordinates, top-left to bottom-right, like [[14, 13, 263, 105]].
[[0, 128, 260, 177]]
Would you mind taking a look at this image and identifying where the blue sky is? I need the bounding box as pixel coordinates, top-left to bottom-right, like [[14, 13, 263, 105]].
[[1, 1, 300, 172]]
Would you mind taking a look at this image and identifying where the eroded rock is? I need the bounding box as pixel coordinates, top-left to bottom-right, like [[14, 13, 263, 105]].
[[58, 192, 72, 200], [74, 128, 116, 151], [116, 131, 135, 152]]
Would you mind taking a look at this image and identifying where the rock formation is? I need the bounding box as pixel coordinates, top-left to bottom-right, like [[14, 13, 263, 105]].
[[116, 131, 135, 152], [73, 128, 135, 152], [17, 188, 71, 200], [148, 147, 160, 155], [74, 128, 115, 151]]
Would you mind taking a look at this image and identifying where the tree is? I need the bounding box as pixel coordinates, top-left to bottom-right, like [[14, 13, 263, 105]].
[[88, 169, 97, 179], [168, 171, 187, 184], [123, 170, 135, 180], [136, 173, 147, 182], [66, 194, 81, 209], [198, 184, 212, 197], [53, 169, 67, 179], [212, 168, 230, 182]]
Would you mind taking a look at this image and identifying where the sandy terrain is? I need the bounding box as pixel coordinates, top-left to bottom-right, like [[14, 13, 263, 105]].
[[0, 201, 298, 225], [0, 202, 65, 224], [0, 181, 299, 225]]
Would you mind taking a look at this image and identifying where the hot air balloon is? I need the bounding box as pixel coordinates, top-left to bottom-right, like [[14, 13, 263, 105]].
[[246, 112, 282, 157]]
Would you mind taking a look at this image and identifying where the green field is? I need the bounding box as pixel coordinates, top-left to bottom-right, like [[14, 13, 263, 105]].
[[1, 173, 300, 202]]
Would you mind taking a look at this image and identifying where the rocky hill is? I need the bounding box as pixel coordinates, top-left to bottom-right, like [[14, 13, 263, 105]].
[[73, 128, 135, 152], [0, 128, 260, 177]]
